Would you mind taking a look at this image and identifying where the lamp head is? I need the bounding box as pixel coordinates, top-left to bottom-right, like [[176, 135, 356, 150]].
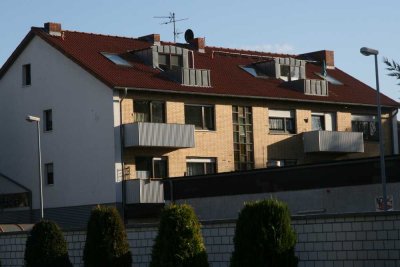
[[360, 47, 379, 56], [26, 115, 40, 122]]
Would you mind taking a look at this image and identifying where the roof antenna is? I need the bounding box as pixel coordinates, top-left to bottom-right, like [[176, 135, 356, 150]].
[[154, 12, 188, 43]]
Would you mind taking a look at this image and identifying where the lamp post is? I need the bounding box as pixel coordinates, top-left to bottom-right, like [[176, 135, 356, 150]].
[[360, 47, 388, 211], [26, 115, 44, 219]]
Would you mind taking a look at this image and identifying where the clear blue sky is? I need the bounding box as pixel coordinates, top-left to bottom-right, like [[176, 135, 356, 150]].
[[1, 0, 399, 109]]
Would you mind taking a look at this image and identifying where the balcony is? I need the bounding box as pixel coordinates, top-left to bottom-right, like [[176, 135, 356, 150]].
[[303, 131, 364, 153], [165, 67, 211, 87], [125, 179, 164, 204], [124, 122, 195, 148], [287, 79, 329, 96]]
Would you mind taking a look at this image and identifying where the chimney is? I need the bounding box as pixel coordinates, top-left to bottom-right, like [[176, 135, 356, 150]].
[[299, 50, 334, 69], [138, 34, 161, 46], [189, 37, 205, 53], [44, 22, 62, 37]]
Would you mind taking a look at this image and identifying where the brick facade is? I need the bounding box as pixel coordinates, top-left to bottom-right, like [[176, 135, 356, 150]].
[[121, 91, 394, 179]]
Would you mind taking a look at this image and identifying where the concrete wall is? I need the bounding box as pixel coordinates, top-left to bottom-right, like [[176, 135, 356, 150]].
[[1, 212, 400, 267], [0, 36, 118, 209], [121, 91, 394, 179]]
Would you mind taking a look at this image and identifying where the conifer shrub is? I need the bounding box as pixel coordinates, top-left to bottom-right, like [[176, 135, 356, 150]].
[[150, 204, 209, 267], [24, 220, 72, 267], [230, 198, 298, 267], [83, 205, 132, 267]]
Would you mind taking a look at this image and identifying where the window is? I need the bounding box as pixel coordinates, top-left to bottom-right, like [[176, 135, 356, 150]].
[[311, 112, 336, 131], [184, 105, 215, 130], [44, 109, 52, 132], [267, 159, 297, 168], [315, 72, 343, 85], [45, 163, 54, 185], [101, 53, 132, 67], [280, 65, 299, 81], [351, 115, 379, 141], [240, 65, 269, 78], [269, 110, 295, 134], [158, 53, 183, 71], [135, 157, 167, 179], [186, 158, 216, 176], [232, 106, 254, 171], [134, 100, 165, 123], [22, 64, 31, 86]]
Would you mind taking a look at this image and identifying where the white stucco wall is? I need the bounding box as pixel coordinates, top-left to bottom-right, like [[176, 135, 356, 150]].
[[0, 36, 118, 209]]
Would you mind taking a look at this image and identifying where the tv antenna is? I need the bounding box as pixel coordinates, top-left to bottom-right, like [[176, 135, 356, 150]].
[[154, 12, 188, 42]]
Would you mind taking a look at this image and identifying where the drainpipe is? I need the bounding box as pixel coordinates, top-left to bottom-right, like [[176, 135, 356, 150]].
[[390, 109, 399, 154], [119, 88, 128, 222]]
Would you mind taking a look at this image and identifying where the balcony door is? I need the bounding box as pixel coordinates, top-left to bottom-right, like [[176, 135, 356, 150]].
[[134, 100, 165, 123], [311, 112, 336, 131], [135, 157, 167, 179]]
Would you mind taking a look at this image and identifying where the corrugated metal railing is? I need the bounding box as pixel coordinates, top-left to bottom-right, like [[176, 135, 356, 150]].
[[303, 130, 364, 153]]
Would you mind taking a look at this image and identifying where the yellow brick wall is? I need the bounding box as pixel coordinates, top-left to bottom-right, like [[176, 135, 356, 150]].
[[120, 91, 395, 178]]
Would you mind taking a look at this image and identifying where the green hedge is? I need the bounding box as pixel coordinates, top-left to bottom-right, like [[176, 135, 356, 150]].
[[230, 199, 298, 267], [83, 205, 132, 267], [150, 204, 209, 267], [24, 220, 72, 267]]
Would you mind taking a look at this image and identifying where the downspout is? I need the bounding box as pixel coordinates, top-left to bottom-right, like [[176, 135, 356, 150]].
[[119, 88, 128, 222], [390, 109, 399, 154]]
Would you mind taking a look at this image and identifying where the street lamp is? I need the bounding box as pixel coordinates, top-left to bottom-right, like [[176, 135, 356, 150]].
[[360, 47, 388, 211], [26, 115, 44, 219]]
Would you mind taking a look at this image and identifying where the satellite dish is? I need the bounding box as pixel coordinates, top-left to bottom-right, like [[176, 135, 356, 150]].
[[184, 29, 194, 43]]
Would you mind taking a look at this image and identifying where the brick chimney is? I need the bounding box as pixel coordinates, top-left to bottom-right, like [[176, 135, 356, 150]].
[[299, 50, 334, 69], [138, 34, 161, 46], [44, 22, 62, 37], [189, 37, 205, 53]]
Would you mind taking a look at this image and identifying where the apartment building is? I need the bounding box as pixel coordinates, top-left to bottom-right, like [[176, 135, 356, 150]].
[[0, 23, 398, 226]]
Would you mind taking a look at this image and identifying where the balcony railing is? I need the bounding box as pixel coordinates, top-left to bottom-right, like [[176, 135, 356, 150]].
[[287, 79, 329, 96], [124, 122, 195, 148], [303, 131, 364, 153], [125, 179, 164, 204], [165, 67, 211, 87]]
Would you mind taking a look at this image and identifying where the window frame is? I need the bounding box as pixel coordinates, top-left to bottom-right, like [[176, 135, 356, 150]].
[[22, 64, 31, 86], [158, 53, 183, 71], [43, 109, 53, 132], [135, 156, 168, 179], [45, 163, 54, 185], [133, 100, 165, 123], [268, 109, 296, 134], [351, 114, 379, 141], [186, 157, 217, 176], [184, 104, 215, 131]]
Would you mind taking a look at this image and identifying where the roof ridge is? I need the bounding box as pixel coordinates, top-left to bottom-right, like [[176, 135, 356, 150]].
[[206, 45, 295, 57]]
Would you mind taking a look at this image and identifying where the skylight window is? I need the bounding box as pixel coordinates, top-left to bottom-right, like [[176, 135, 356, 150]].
[[240, 65, 269, 78], [101, 52, 132, 67], [315, 72, 343, 85]]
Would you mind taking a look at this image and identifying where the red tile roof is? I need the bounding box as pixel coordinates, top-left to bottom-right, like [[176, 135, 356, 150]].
[[1, 27, 398, 108]]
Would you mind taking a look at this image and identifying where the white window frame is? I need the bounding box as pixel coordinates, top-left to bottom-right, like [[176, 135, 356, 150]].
[[268, 109, 296, 134], [311, 112, 336, 131]]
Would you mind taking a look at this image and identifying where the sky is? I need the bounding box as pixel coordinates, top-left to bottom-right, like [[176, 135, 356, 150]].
[[0, 0, 399, 109]]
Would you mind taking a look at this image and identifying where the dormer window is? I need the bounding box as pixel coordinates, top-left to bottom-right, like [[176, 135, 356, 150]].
[[280, 65, 300, 81], [158, 53, 183, 71]]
